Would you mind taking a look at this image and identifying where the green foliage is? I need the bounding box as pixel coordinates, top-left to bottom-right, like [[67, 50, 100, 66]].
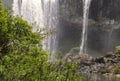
[[0, 3, 9, 56], [111, 65, 120, 74], [9, 17, 42, 55], [1, 50, 48, 81], [1, 54, 83, 81], [115, 46, 120, 54], [0, 1, 83, 81], [0, 0, 2, 10]]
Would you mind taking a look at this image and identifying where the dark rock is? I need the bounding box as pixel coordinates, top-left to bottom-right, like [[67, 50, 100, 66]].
[[64, 51, 120, 74], [95, 57, 105, 63]]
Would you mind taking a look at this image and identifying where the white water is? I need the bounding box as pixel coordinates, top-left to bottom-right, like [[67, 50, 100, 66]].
[[79, 0, 91, 54], [12, 0, 59, 61], [12, 0, 20, 15], [43, 0, 59, 60]]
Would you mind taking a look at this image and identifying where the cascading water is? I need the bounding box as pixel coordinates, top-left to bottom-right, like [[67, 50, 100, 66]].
[[12, 0, 59, 61], [79, 0, 92, 54], [43, 0, 59, 60], [12, 0, 20, 15]]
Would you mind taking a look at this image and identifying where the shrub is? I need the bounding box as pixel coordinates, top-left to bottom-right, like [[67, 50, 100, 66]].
[[111, 65, 120, 74], [115, 46, 120, 54]]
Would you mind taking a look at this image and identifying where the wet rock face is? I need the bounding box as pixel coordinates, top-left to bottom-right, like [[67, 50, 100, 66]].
[[59, 0, 120, 21], [59, 0, 83, 21], [90, 0, 120, 20]]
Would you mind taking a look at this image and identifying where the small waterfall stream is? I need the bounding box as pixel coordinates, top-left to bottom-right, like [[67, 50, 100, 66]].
[[79, 0, 92, 54], [12, 0, 59, 61]]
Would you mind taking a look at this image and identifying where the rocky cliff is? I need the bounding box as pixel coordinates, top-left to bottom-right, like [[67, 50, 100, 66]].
[[59, 0, 120, 21]]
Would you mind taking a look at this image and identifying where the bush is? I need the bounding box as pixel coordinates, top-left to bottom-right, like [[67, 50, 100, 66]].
[[115, 46, 120, 54], [111, 65, 120, 74]]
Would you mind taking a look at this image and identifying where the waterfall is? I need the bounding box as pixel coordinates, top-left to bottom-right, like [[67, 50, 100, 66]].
[[43, 0, 59, 60], [79, 0, 91, 54], [12, 0, 59, 61], [12, 0, 20, 15]]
